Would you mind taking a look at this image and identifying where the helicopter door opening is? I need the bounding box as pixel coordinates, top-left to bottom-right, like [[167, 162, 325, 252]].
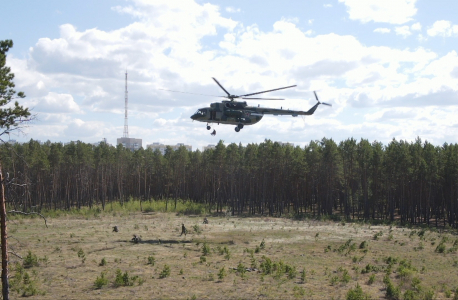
[[211, 110, 216, 120]]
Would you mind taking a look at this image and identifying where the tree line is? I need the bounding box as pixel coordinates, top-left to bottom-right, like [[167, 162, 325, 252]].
[[1, 137, 458, 227]]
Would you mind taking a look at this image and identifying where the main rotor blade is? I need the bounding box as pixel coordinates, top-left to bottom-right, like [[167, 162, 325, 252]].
[[314, 91, 319, 101], [321, 102, 332, 106], [242, 97, 285, 100], [159, 88, 222, 97], [240, 85, 297, 97], [212, 77, 231, 97]]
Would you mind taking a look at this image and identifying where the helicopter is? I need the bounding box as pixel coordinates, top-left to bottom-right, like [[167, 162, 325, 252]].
[[164, 78, 331, 134]]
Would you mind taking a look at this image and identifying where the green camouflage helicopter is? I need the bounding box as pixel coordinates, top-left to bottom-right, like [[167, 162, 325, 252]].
[[165, 78, 331, 135]]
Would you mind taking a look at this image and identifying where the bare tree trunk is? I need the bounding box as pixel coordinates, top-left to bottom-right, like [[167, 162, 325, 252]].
[[0, 162, 9, 300]]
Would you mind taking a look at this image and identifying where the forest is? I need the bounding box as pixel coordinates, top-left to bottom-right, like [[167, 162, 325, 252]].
[[1, 137, 458, 228]]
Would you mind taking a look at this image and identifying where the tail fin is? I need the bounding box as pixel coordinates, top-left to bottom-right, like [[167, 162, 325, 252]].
[[304, 92, 331, 115]]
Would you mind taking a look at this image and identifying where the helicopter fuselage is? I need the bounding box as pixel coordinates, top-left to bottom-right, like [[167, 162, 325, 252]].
[[191, 101, 264, 126]]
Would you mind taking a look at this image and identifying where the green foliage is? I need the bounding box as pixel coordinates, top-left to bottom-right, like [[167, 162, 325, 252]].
[[373, 231, 383, 240], [435, 242, 446, 253], [361, 263, 381, 274], [0, 39, 32, 136], [193, 224, 202, 234], [159, 264, 171, 279], [260, 256, 273, 275], [94, 272, 108, 289], [346, 283, 369, 300], [260, 239, 266, 250], [384, 276, 400, 300], [218, 266, 226, 280], [200, 256, 206, 264], [77, 248, 86, 263], [99, 258, 107, 266], [293, 286, 306, 297], [11, 263, 43, 297], [147, 256, 156, 265], [114, 269, 138, 287], [23, 250, 39, 268], [368, 274, 375, 285], [237, 262, 246, 276], [287, 265, 297, 280], [201, 242, 210, 256], [300, 269, 307, 283]]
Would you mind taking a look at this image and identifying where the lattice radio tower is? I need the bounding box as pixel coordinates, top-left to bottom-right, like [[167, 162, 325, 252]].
[[123, 71, 129, 138]]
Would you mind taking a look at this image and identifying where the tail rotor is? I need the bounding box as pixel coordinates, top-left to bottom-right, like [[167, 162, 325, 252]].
[[314, 91, 332, 106]]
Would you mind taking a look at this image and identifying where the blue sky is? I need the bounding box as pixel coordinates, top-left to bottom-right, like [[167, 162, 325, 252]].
[[1, 0, 458, 150]]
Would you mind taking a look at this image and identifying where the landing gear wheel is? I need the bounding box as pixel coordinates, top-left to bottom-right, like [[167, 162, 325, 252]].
[[235, 127, 240, 132], [238, 124, 244, 129], [207, 125, 211, 130]]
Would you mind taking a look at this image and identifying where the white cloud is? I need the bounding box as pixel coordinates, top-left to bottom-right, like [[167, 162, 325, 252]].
[[26, 92, 82, 114], [427, 20, 458, 37], [411, 22, 421, 31], [225, 6, 241, 13], [324, 4, 333, 8], [374, 28, 391, 34], [395, 25, 412, 38], [339, 0, 417, 24]]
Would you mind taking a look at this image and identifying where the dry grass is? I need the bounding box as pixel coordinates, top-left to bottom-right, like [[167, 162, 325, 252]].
[[6, 211, 458, 299]]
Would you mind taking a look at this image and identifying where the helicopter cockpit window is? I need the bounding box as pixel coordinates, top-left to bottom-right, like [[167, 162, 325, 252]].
[[195, 109, 206, 116]]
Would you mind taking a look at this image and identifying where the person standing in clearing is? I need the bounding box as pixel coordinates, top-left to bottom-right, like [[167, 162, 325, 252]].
[[180, 223, 187, 237]]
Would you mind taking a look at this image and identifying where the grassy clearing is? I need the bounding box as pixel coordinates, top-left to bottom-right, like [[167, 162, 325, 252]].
[[6, 204, 458, 299]]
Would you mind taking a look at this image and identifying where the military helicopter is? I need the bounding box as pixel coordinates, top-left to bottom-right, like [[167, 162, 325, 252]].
[[164, 78, 331, 134]]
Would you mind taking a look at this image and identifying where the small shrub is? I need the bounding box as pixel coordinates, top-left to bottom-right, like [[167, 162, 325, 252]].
[[94, 272, 108, 289], [368, 274, 375, 285], [218, 266, 226, 280], [201, 242, 210, 256], [373, 231, 383, 240], [200, 256, 207, 264], [403, 289, 417, 300], [260, 239, 266, 250], [147, 256, 155, 265], [435, 242, 446, 253], [159, 265, 171, 279], [330, 275, 339, 285], [341, 269, 351, 283], [359, 241, 368, 249], [193, 224, 202, 234], [300, 269, 307, 283], [23, 251, 39, 268], [293, 286, 306, 297], [385, 282, 400, 299], [237, 262, 246, 277], [346, 283, 369, 300], [99, 258, 107, 266], [114, 269, 136, 287], [77, 248, 86, 263], [287, 265, 297, 280]]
